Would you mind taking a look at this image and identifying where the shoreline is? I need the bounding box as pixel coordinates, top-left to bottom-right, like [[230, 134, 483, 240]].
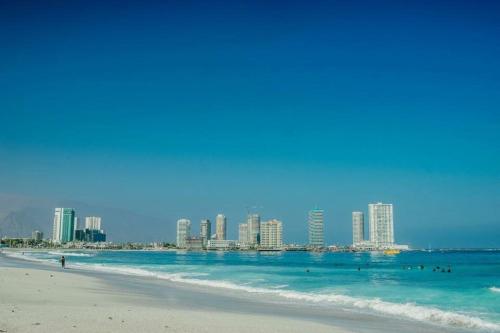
[[0, 250, 485, 333], [1, 253, 350, 333]]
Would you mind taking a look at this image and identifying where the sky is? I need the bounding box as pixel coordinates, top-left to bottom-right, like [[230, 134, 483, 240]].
[[1, 0, 499, 247]]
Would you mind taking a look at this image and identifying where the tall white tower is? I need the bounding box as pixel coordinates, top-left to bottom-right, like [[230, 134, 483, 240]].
[[246, 213, 261, 246], [200, 219, 211, 247], [308, 209, 324, 247], [238, 223, 248, 246], [176, 219, 191, 248], [352, 212, 364, 245], [85, 216, 102, 230], [369, 203, 394, 247], [216, 214, 226, 240]]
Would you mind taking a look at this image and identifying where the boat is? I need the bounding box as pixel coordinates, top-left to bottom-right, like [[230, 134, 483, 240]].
[[383, 249, 401, 255]]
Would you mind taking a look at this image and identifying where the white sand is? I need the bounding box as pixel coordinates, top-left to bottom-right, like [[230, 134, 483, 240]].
[[0, 267, 349, 333]]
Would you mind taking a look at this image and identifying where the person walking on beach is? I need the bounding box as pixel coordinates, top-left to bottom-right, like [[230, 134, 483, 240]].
[[60, 256, 66, 269]]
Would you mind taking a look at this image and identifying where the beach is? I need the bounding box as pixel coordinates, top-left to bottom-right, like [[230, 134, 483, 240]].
[[0, 250, 491, 333], [0, 265, 348, 333]]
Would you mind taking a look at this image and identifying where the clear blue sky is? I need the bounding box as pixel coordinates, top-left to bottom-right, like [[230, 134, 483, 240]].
[[1, 0, 499, 247]]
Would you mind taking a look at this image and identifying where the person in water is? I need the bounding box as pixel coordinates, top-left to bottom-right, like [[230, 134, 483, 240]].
[[60, 256, 66, 269]]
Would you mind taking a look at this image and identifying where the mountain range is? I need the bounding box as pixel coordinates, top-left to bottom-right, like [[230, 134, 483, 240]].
[[0, 193, 175, 242]]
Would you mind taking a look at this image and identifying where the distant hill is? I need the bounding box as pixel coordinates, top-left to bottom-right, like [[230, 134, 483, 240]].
[[0, 207, 50, 238], [0, 194, 176, 243]]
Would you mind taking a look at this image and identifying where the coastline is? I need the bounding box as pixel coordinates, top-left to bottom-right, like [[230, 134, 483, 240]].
[[0, 250, 485, 333]]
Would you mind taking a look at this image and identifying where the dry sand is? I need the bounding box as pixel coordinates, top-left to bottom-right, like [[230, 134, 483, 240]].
[[0, 266, 349, 333]]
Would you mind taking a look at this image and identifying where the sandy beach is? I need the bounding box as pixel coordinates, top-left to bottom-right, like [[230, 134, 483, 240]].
[[0, 269, 347, 333], [0, 252, 472, 333]]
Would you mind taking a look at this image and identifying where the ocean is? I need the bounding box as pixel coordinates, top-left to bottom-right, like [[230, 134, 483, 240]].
[[7, 249, 500, 332]]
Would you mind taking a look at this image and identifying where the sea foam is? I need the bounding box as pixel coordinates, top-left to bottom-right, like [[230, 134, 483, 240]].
[[70, 262, 500, 332], [48, 251, 96, 257], [5, 251, 499, 332], [3, 251, 57, 264]]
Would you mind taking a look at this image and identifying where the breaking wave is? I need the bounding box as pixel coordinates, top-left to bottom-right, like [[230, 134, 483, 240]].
[[48, 251, 96, 257], [4, 250, 499, 332], [72, 262, 500, 332]]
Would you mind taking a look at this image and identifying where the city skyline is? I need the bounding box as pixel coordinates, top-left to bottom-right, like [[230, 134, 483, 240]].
[[1, 0, 499, 248], [174, 202, 403, 249], [3, 197, 494, 248]]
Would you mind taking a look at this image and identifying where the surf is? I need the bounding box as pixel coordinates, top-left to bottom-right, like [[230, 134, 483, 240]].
[[69, 261, 500, 332]]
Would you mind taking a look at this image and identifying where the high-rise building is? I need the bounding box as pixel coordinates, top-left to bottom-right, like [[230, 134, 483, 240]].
[[352, 212, 364, 245], [85, 216, 102, 230], [52, 208, 76, 243], [260, 219, 283, 249], [176, 219, 191, 248], [200, 219, 211, 247], [369, 203, 394, 247], [238, 223, 248, 246], [216, 214, 226, 240], [247, 213, 260, 246], [74, 216, 106, 243], [308, 208, 324, 247]]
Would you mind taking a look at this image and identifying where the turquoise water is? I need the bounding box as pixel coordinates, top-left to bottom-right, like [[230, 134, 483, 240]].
[[11, 249, 500, 331]]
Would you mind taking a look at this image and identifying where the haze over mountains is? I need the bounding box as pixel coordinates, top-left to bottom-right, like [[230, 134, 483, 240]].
[[0, 193, 173, 242]]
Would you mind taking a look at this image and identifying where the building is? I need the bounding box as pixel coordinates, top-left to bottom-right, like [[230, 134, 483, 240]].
[[351, 240, 377, 251], [215, 214, 226, 240], [85, 216, 102, 230], [74, 228, 106, 242], [31, 230, 43, 242], [88, 229, 106, 242], [52, 208, 76, 243], [247, 213, 260, 246], [186, 237, 203, 250], [238, 223, 248, 247], [369, 203, 394, 248], [74, 229, 85, 242], [260, 219, 283, 249], [352, 212, 364, 245], [73, 215, 106, 243], [308, 208, 324, 247], [176, 219, 191, 248], [200, 219, 211, 248], [206, 239, 238, 250]]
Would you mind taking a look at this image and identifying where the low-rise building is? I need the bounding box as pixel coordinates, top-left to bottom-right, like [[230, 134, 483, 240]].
[[206, 239, 238, 250], [31, 230, 43, 242], [185, 237, 203, 250], [74, 228, 106, 242]]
